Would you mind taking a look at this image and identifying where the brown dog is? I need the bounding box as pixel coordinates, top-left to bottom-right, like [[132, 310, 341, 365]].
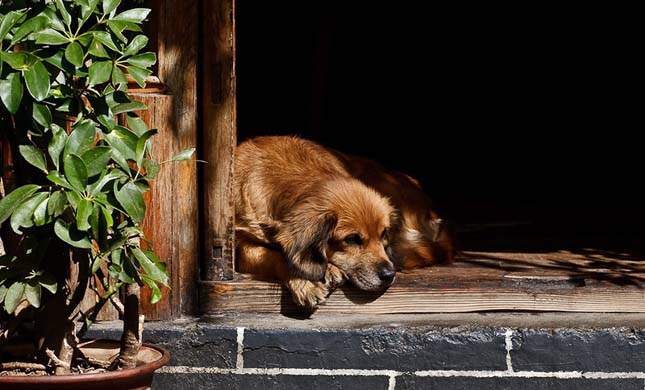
[[331, 152, 456, 269], [235, 136, 398, 307]]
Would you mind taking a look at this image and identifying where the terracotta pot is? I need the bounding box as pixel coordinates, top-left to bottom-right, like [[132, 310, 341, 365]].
[[0, 340, 170, 390]]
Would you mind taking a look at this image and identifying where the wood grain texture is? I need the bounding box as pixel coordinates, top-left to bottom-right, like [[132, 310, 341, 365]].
[[129, 93, 178, 320], [148, 0, 200, 315], [201, 0, 237, 281], [200, 251, 645, 314]]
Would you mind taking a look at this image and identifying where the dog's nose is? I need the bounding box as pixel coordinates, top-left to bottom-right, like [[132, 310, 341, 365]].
[[378, 265, 396, 283]]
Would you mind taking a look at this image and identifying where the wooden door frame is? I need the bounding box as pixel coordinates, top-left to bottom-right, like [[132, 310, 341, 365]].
[[201, 0, 237, 283]]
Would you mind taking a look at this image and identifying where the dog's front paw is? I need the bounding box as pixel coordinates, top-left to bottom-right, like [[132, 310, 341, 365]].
[[325, 264, 346, 289], [286, 278, 330, 308]]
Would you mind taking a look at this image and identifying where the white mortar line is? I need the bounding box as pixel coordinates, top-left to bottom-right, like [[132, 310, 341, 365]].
[[158, 366, 645, 380], [504, 328, 514, 373], [236, 327, 245, 370], [388, 375, 396, 390], [159, 366, 399, 377]]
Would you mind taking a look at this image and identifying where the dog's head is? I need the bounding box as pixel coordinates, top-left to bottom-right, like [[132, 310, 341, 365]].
[[274, 178, 397, 291]]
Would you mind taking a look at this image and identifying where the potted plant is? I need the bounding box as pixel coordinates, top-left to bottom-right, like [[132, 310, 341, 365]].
[[0, 0, 192, 387]]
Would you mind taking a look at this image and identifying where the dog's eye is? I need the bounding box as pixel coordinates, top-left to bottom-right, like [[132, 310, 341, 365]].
[[381, 229, 388, 241], [344, 234, 363, 246]]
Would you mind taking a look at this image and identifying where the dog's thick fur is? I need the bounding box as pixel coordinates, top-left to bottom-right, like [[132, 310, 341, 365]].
[[234, 136, 453, 307], [331, 152, 456, 269]]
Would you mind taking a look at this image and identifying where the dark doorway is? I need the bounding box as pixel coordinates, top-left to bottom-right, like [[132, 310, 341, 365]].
[[236, 2, 642, 253]]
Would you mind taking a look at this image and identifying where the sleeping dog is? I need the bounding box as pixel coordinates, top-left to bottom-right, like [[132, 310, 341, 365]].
[[234, 136, 454, 308]]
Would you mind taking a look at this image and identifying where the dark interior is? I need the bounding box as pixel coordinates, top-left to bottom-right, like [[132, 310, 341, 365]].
[[236, 3, 642, 255]]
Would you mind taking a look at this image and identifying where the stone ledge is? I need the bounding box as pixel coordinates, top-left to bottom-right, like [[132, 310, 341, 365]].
[[86, 314, 645, 390]]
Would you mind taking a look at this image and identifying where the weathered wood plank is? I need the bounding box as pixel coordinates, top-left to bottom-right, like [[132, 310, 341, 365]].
[[201, 0, 237, 281], [129, 93, 178, 320], [145, 0, 200, 316], [200, 251, 645, 315]]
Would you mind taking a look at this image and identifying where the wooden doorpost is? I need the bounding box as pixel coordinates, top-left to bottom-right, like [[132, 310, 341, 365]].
[[202, 0, 237, 281]]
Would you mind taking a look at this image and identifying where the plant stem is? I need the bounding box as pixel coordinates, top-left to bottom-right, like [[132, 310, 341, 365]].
[[117, 282, 143, 369]]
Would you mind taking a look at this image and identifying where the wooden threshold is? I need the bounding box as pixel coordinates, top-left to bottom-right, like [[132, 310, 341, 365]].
[[199, 251, 645, 315]]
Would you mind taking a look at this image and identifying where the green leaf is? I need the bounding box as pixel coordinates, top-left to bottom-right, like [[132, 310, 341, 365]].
[[77, 32, 93, 47], [33, 102, 53, 127], [143, 159, 159, 179], [42, 7, 66, 32], [48, 124, 67, 170], [89, 202, 100, 238], [127, 65, 151, 88], [132, 247, 168, 286], [24, 60, 50, 101], [91, 254, 107, 274], [47, 190, 67, 217], [81, 146, 112, 177], [113, 8, 151, 23], [92, 31, 120, 52], [88, 38, 110, 58], [135, 129, 157, 167], [66, 120, 96, 156], [0, 285, 7, 304], [35, 28, 69, 44], [126, 52, 156, 68], [25, 283, 42, 308], [38, 273, 58, 294], [43, 50, 71, 72], [123, 35, 148, 56], [79, 1, 96, 22], [97, 114, 116, 130], [66, 190, 81, 209], [112, 101, 146, 115], [33, 195, 49, 226], [64, 154, 88, 192], [101, 204, 114, 228], [141, 275, 162, 304], [126, 114, 148, 136], [2, 52, 37, 70], [55, 0, 72, 27], [0, 184, 40, 225], [46, 171, 73, 190], [0, 11, 26, 41], [104, 126, 137, 161], [172, 148, 196, 161], [115, 181, 145, 223], [65, 41, 85, 67], [103, 0, 122, 14], [54, 219, 93, 249], [106, 20, 128, 43], [76, 199, 93, 231], [87, 169, 126, 194], [10, 192, 48, 234], [0, 73, 23, 114], [111, 65, 127, 84], [18, 145, 48, 173], [88, 60, 112, 85], [4, 282, 25, 314], [11, 15, 48, 45]]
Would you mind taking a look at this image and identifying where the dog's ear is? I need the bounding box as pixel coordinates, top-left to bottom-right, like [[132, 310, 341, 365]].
[[274, 209, 337, 281], [386, 209, 402, 266]]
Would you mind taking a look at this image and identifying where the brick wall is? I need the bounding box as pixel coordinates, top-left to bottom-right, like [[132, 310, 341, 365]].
[[88, 319, 645, 390]]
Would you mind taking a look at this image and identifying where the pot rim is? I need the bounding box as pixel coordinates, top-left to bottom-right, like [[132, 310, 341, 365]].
[[0, 341, 170, 384]]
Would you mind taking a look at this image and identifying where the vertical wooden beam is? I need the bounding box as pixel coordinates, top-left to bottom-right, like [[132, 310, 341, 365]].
[[130, 92, 178, 320], [201, 0, 237, 281], [153, 0, 200, 315]]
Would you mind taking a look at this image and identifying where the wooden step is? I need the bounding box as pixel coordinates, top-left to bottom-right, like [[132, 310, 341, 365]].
[[200, 251, 645, 315]]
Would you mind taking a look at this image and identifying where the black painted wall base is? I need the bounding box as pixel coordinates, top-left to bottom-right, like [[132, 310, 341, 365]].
[[87, 315, 645, 390]]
